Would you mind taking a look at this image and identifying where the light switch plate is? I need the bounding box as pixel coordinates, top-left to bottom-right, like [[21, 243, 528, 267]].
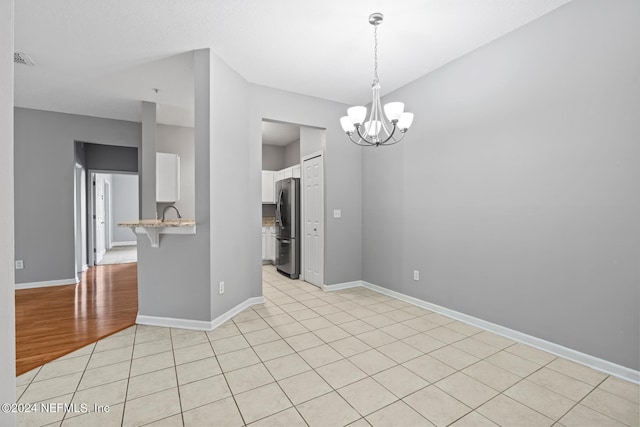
[[333, 209, 342, 219]]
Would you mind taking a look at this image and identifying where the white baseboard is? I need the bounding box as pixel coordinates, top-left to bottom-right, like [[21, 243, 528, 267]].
[[136, 314, 213, 331], [111, 241, 137, 247], [15, 277, 79, 290], [323, 279, 639, 384], [322, 281, 362, 292], [210, 297, 265, 330], [82, 264, 89, 272], [136, 296, 265, 331]]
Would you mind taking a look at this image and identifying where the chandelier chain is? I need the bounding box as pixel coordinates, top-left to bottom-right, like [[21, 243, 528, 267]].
[[373, 25, 379, 83]]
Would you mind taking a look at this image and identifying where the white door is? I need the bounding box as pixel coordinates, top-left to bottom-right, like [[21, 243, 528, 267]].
[[104, 180, 112, 250], [303, 154, 324, 286], [95, 176, 106, 264]]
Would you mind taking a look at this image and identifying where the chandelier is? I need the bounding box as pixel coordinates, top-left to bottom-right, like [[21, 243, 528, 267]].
[[340, 13, 414, 147]]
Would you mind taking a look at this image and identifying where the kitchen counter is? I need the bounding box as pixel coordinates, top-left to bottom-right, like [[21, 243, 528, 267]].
[[118, 219, 196, 247], [118, 219, 195, 228]]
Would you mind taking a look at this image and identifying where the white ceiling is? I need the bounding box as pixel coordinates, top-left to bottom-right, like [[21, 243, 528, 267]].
[[14, 0, 571, 127]]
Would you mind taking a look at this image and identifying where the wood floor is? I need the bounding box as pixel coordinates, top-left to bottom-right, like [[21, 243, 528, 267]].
[[15, 263, 138, 376]]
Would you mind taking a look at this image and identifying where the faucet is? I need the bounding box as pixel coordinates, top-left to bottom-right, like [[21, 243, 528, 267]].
[[162, 204, 182, 221]]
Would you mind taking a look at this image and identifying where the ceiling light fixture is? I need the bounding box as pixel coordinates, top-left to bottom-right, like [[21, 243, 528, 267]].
[[340, 13, 414, 147]]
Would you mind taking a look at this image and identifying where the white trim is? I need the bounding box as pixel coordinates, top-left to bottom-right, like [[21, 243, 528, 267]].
[[82, 264, 89, 272], [136, 315, 212, 331], [210, 297, 265, 330], [323, 279, 639, 384], [15, 278, 79, 290], [111, 241, 137, 247], [136, 296, 265, 331], [321, 281, 362, 292]]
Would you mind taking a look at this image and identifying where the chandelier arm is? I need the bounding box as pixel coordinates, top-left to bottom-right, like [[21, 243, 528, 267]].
[[349, 134, 377, 147], [353, 126, 377, 146], [384, 132, 406, 146], [376, 122, 401, 145]]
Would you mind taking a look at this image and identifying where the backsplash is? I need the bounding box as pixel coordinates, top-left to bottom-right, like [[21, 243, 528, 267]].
[[262, 217, 275, 227]]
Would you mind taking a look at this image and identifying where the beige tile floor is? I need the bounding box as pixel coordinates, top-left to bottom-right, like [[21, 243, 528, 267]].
[[15, 265, 640, 427]]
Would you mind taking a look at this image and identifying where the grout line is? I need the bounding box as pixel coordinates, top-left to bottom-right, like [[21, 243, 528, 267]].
[[120, 324, 138, 426], [168, 327, 187, 426], [55, 341, 96, 425], [551, 375, 625, 427], [205, 325, 250, 426]]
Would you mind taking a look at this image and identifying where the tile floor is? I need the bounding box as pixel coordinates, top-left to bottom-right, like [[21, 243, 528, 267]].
[[15, 266, 639, 427]]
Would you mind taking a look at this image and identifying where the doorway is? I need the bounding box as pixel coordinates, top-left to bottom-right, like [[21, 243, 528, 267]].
[[88, 171, 139, 267], [261, 120, 325, 287]]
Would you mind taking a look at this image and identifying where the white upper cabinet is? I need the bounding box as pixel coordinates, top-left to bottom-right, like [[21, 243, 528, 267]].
[[292, 164, 301, 178], [262, 170, 275, 203], [157, 152, 180, 203], [273, 164, 301, 184]]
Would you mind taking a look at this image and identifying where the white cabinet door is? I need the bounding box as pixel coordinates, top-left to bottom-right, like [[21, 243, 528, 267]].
[[157, 153, 180, 202], [268, 227, 276, 261], [261, 171, 275, 203], [262, 227, 267, 260], [283, 168, 293, 179], [274, 170, 285, 183], [292, 164, 301, 178]]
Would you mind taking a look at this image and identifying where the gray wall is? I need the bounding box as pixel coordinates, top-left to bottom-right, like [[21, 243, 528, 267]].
[[85, 143, 138, 172], [249, 85, 362, 286], [283, 139, 300, 168], [136, 87, 211, 320], [300, 127, 326, 158], [14, 108, 141, 284], [262, 144, 284, 171], [111, 174, 139, 243], [0, 0, 15, 420], [157, 124, 195, 219], [210, 50, 255, 318], [140, 102, 157, 219], [362, 0, 640, 370]]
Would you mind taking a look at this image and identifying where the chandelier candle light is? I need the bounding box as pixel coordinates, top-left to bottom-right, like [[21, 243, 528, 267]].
[[340, 12, 414, 147]]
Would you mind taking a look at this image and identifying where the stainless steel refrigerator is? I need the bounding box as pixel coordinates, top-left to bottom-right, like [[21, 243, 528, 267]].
[[275, 177, 300, 279]]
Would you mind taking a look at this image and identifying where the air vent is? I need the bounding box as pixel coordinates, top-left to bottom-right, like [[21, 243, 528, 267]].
[[14, 51, 35, 66]]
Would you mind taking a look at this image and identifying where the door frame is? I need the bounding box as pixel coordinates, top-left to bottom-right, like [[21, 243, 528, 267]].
[[301, 150, 325, 286], [74, 163, 87, 280]]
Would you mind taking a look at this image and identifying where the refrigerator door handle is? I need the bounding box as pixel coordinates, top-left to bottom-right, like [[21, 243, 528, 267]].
[[276, 188, 284, 226]]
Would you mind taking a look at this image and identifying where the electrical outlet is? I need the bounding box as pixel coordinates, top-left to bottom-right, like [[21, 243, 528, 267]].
[[413, 270, 419, 281], [333, 209, 342, 219], [15, 260, 24, 270], [219, 281, 225, 295]]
